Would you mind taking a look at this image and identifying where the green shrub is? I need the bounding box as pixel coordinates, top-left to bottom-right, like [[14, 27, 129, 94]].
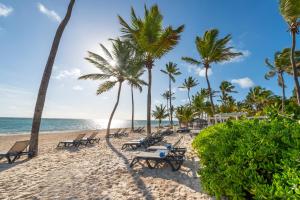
[[192, 119, 300, 199]]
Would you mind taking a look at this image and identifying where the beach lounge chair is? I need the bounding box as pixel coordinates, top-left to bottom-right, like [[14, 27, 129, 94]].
[[130, 149, 184, 171], [133, 127, 145, 133], [80, 132, 100, 145], [118, 128, 129, 137], [121, 132, 164, 150], [108, 129, 122, 138], [0, 140, 30, 164], [57, 133, 86, 148], [176, 127, 190, 133], [147, 136, 184, 151]]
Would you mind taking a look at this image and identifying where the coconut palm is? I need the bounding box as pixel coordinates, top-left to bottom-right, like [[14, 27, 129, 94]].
[[264, 49, 291, 111], [182, 29, 242, 115], [118, 5, 184, 135], [127, 65, 147, 132], [245, 86, 274, 114], [179, 76, 198, 105], [79, 39, 138, 137], [152, 104, 169, 128], [191, 92, 206, 119], [160, 62, 181, 127], [175, 106, 195, 127], [161, 90, 175, 124], [279, 0, 300, 105], [219, 81, 237, 106], [29, 0, 75, 157]]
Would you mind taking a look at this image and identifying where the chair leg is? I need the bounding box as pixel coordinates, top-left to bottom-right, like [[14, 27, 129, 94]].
[[130, 158, 138, 168], [6, 156, 12, 164]]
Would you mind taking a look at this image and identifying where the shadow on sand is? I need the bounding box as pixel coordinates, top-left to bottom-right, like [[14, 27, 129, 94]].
[[0, 158, 30, 173], [105, 137, 155, 200]]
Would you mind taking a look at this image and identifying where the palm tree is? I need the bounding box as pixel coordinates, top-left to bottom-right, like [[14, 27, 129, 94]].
[[127, 65, 147, 132], [160, 62, 181, 127], [29, 0, 75, 157], [118, 5, 184, 135], [245, 86, 274, 114], [279, 0, 300, 105], [191, 92, 206, 119], [264, 49, 291, 112], [161, 90, 175, 124], [175, 106, 195, 127], [179, 76, 198, 105], [219, 81, 237, 106], [182, 29, 242, 115], [79, 39, 138, 137], [152, 104, 169, 128]]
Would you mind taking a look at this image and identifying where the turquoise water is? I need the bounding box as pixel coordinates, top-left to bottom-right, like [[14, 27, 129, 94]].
[[0, 117, 175, 135]]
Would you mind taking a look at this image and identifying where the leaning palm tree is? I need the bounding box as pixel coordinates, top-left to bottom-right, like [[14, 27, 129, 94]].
[[182, 29, 242, 115], [279, 0, 300, 105], [29, 0, 75, 157], [79, 39, 137, 137], [152, 104, 169, 128], [127, 65, 147, 132], [118, 5, 184, 135], [160, 62, 181, 127], [264, 49, 291, 111], [179, 76, 198, 105]]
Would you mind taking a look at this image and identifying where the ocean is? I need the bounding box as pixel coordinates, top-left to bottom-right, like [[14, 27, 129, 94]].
[[0, 117, 175, 135]]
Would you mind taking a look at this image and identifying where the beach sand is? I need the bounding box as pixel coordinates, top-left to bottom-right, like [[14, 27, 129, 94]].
[[0, 129, 212, 200]]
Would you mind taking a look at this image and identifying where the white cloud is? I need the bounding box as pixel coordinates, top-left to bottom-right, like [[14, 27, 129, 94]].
[[54, 68, 81, 80], [231, 77, 254, 88], [196, 68, 212, 77], [37, 3, 61, 22], [187, 65, 212, 77], [181, 99, 189, 103], [72, 85, 83, 91], [178, 87, 187, 92], [0, 3, 13, 17]]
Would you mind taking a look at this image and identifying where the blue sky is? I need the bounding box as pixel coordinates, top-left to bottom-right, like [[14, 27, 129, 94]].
[[0, 0, 299, 119]]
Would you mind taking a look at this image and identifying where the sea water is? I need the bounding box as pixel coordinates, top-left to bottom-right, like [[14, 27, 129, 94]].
[[0, 117, 175, 135]]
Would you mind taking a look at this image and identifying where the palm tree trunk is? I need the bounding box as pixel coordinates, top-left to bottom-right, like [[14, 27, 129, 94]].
[[146, 66, 152, 136], [166, 99, 169, 122], [131, 85, 134, 131], [205, 66, 215, 116], [29, 0, 75, 157], [279, 72, 286, 112], [169, 77, 173, 127], [106, 81, 123, 137], [188, 89, 191, 105], [290, 30, 300, 105]]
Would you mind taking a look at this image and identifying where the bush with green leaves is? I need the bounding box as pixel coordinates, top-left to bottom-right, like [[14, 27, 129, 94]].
[[192, 119, 300, 199]]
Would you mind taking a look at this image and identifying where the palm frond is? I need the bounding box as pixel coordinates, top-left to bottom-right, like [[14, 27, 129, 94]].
[[78, 73, 111, 80], [182, 57, 201, 66], [96, 81, 117, 95]]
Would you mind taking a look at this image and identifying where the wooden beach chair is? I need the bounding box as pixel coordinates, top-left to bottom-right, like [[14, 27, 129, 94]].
[[0, 140, 30, 164], [80, 132, 100, 145], [130, 149, 184, 171], [57, 133, 85, 148]]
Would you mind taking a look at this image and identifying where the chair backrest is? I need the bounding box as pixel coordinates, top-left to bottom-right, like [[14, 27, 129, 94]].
[[74, 134, 85, 141], [7, 140, 29, 153], [121, 128, 127, 133], [173, 136, 183, 147], [115, 128, 121, 133], [88, 132, 98, 139]]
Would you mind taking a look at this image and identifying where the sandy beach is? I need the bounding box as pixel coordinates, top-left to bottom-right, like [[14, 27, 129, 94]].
[[0, 129, 212, 200]]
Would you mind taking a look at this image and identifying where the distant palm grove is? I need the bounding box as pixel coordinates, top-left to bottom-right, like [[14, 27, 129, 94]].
[[23, 0, 300, 199]]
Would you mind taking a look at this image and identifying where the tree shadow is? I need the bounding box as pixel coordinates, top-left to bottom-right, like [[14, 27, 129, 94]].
[[105, 137, 155, 200], [0, 158, 30, 173]]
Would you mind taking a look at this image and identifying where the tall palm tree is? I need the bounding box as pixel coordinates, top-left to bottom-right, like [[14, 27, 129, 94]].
[[79, 39, 137, 137], [182, 29, 242, 115], [179, 76, 198, 105], [160, 62, 181, 127], [219, 81, 237, 106], [279, 0, 300, 105], [264, 49, 291, 111], [118, 5, 184, 135], [152, 104, 168, 128], [191, 92, 206, 119], [29, 0, 75, 157], [161, 90, 175, 124], [127, 65, 147, 132]]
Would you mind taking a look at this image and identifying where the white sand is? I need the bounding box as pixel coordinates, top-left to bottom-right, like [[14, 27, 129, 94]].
[[0, 129, 212, 200]]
